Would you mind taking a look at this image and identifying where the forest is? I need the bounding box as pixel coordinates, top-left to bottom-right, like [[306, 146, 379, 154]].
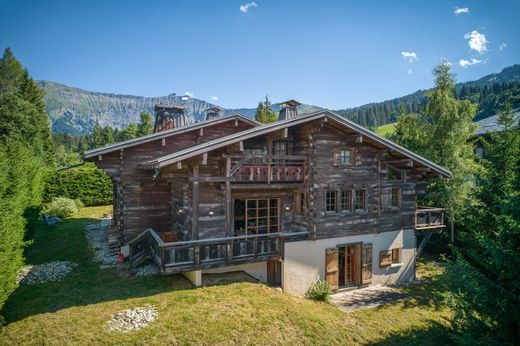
[[0, 48, 519, 344]]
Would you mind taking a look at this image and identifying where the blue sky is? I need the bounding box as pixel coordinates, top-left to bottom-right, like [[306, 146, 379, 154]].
[[1, 0, 518, 109]]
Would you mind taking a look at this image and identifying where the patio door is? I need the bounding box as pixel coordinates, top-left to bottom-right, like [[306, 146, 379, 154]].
[[234, 198, 280, 235]]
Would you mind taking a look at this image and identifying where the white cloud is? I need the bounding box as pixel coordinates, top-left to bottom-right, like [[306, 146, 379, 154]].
[[459, 58, 482, 68], [499, 42, 508, 51], [454, 7, 470, 15], [184, 91, 194, 98], [401, 51, 417, 63], [240, 2, 257, 13], [407, 69, 413, 75], [464, 30, 489, 54], [210, 96, 219, 101]]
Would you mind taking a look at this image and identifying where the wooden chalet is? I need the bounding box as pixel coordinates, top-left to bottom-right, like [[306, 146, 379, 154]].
[[85, 103, 449, 294]]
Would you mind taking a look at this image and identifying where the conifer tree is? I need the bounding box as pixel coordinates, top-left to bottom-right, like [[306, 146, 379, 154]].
[[137, 111, 154, 136], [254, 95, 277, 124]]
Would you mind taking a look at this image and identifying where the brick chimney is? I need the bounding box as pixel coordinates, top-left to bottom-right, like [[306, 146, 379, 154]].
[[278, 100, 301, 121], [153, 104, 188, 132], [205, 107, 222, 121]]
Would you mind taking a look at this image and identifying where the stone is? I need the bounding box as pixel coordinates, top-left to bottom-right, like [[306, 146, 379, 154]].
[[17, 261, 78, 285], [105, 305, 158, 333]]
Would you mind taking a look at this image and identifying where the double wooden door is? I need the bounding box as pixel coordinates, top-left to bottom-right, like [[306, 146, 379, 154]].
[[326, 243, 372, 291]]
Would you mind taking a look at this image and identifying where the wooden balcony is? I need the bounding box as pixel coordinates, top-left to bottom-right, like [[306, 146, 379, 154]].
[[128, 229, 308, 274], [414, 207, 445, 230], [230, 155, 305, 183]]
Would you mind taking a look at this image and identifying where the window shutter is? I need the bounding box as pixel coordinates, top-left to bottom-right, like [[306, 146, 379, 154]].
[[362, 243, 373, 285], [332, 148, 340, 166], [379, 250, 392, 267], [325, 248, 339, 291], [381, 187, 391, 208]]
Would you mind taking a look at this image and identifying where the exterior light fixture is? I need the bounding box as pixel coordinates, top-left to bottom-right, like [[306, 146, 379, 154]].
[[209, 211, 214, 216], [285, 206, 290, 211]]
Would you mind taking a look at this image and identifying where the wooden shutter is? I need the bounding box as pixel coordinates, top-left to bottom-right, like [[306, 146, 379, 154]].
[[381, 187, 391, 208], [362, 243, 373, 285], [332, 148, 340, 166], [379, 250, 392, 267], [325, 248, 339, 291]]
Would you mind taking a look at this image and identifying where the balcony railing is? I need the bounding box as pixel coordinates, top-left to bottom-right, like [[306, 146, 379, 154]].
[[415, 207, 445, 230], [128, 229, 309, 274], [230, 155, 305, 183]]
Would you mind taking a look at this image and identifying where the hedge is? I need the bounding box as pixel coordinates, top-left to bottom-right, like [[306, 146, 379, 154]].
[[44, 163, 112, 206]]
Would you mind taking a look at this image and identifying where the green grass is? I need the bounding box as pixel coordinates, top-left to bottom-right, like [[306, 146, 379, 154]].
[[375, 123, 397, 138], [1, 206, 455, 345]]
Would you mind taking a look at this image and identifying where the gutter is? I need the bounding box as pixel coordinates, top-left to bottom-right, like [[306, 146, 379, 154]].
[[56, 161, 86, 172]]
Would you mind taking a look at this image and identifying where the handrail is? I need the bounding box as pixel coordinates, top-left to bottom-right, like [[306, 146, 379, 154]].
[[415, 207, 445, 230]]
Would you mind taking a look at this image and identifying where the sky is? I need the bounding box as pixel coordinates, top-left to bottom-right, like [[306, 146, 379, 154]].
[[1, 0, 518, 109]]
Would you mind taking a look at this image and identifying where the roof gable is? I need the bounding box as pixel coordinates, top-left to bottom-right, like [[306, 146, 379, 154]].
[[139, 110, 452, 177], [84, 114, 259, 159]]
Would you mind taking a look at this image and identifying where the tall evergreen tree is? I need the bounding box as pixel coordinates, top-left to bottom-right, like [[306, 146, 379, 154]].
[[118, 123, 138, 141], [254, 95, 277, 124], [137, 111, 154, 136]]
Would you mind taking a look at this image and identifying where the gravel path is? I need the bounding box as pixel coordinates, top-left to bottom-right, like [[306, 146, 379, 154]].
[[84, 218, 117, 265], [17, 261, 78, 285], [331, 285, 408, 312], [105, 305, 158, 333]]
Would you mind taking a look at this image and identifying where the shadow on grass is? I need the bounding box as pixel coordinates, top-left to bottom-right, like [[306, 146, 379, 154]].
[[371, 320, 456, 346], [2, 214, 194, 324]]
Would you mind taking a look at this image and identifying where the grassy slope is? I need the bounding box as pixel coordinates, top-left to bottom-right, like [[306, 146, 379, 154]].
[[375, 123, 397, 138], [1, 206, 454, 345]]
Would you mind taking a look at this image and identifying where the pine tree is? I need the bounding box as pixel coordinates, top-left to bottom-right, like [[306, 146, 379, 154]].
[[137, 111, 154, 136], [88, 121, 104, 149], [254, 95, 277, 124], [101, 126, 115, 145], [119, 123, 138, 141]]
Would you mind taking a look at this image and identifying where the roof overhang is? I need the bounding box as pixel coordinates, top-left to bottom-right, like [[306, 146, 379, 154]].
[[139, 110, 452, 178], [84, 114, 260, 159]]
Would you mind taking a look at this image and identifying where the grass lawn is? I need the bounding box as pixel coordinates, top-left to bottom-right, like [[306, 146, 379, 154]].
[[375, 123, 397, 138], [1, 206, 455, 345]]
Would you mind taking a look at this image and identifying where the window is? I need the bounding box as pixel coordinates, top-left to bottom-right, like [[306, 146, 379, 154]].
[[379, 248, 401, 267], [340, 190, 352, 212], [339, 149, 351, 165], [245, 198, 279, 234], [333, 148, 353, 166], [387, 166, 404, 182], [354, 190, 366, 211], [391, 188, 401, 208], [326, 191, 337, 212], [295, 192, 307, 214]]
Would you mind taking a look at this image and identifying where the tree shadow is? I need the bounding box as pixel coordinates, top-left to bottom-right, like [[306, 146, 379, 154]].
[[2, 216, 195, 324], [371, 320, 457, 346]]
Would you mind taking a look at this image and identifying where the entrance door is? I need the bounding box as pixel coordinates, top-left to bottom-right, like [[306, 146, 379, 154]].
[[336, 244, 362, 288]]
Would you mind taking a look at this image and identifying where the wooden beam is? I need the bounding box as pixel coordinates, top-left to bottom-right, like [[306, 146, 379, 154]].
[[384, 158, 413, 167], [177, 161, 182, 170], [192, 165, 199, 240], [224, 157, 232, 237], [189, 176, 229, 183], [161, 137, 166, 146], [234, 119, 238, 126], [199, 128, 204, 136], [202, 152, 208, 165], [98, 155, 102, 161], [239, 141, 244, 152], [355, 134, 363, 143], [283, 128, 288, 138]]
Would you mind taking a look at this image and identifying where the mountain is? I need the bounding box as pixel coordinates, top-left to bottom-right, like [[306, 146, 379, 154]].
[[334, 64, 520, 128], [39, 81, 321, 135]]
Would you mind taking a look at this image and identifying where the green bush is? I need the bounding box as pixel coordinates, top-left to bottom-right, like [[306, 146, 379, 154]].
[[44, 163, 112, 206], [43, 197, 79, 218], [305, 280, 332, 302], [74, 198, 85, 209]]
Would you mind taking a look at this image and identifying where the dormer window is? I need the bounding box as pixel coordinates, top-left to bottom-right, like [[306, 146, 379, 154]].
[[387, 166, 404, 182]]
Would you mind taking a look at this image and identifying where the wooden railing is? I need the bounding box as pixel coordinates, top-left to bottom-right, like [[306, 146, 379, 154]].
[[128, 229, 309, 274], [414, 207, 445, 230], [230, 155, 305, 183]]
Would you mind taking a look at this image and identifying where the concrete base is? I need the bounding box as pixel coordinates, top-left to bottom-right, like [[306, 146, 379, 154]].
[[203, 262, 267, 282], [183, 270, 202, 286]]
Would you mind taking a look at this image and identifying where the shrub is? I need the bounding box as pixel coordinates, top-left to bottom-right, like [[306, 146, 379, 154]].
[[305, 280, 332, 302], [43, 197, 79, 218], [74, 198, 85, 209], [44, 163, 112, 206]]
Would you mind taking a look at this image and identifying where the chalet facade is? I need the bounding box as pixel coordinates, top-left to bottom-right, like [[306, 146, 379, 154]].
[[85, 103, 449, 295]]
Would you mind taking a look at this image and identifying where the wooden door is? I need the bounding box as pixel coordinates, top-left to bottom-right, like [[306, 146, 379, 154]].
[[325, 248, 339, 291], [362, 243, 373, 285], [267, 260, 281, 286], [353, 244, 362, 286]]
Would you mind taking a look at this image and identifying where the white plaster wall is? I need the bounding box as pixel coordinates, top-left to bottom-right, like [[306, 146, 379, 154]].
[[203, 261, 267, 282], [282, 229, 415, 296]]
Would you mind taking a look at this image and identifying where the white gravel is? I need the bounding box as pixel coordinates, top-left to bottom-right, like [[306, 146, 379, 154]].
[[17, 261, 78, 285], [105, 305, 158, 333], [135, 263, 160, 277], [84, 219, 117, 265]]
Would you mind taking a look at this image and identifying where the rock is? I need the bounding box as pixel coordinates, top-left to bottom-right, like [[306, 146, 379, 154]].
[[135, 263, 160, 277], [105, 305, 158, 333], [84, 219, 117, 265], [43, 215, 61, 225], [17, 261, 78, 285]]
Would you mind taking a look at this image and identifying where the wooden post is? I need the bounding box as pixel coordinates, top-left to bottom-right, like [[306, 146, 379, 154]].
[[192, 165, 199, 240], [161, 137, 166, 146], [202, 152, 208, 165], [224, 157, 232, 238]]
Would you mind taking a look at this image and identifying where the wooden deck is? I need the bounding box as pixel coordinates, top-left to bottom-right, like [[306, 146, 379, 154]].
[[128, 229, 309, 274]]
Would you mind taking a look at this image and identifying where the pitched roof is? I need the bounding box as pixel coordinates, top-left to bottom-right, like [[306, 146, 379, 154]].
[[474, 110, 520, 136], [139, 110, 452, 177], [84, 114, 260, 159]]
